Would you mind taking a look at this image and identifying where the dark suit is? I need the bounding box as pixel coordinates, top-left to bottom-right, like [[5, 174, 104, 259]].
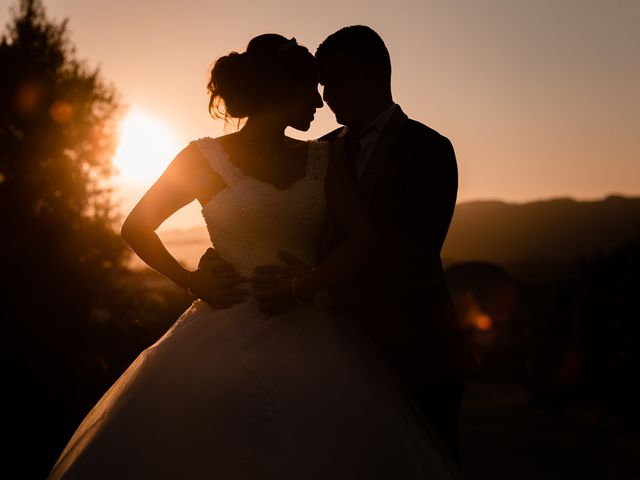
[[320, 106, 467, 460]]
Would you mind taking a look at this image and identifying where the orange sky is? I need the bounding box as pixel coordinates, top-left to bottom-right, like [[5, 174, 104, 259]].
[[2, 0, 639, 230]]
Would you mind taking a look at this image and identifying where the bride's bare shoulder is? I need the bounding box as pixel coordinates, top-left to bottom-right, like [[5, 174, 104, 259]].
[[162, 138, 227, 202], [170, 140, 210, 173]]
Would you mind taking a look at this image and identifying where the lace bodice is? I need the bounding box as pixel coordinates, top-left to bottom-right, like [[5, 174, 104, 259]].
[[194, 137, 330, 277]]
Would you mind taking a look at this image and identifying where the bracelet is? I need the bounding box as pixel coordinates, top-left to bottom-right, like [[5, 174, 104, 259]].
[[291, 277, 306, 305]]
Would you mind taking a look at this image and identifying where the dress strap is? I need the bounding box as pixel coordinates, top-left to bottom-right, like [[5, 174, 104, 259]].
[[192, 137, 244, 187]]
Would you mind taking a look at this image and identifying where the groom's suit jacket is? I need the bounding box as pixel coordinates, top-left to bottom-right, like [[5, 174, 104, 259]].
[[319, 106, 466, 384]]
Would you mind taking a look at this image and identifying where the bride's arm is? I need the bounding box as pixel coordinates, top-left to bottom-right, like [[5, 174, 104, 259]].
[[121, 143, 247, 306]]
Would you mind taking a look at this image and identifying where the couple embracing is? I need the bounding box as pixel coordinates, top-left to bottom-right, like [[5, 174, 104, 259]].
[[50, 26, 471, 479]]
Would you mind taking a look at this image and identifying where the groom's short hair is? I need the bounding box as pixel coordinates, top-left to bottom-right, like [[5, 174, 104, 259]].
[[316, 25, 391, 80]]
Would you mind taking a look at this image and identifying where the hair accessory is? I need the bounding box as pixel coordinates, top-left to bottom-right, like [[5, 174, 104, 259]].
[[277, 37, 297, 53]]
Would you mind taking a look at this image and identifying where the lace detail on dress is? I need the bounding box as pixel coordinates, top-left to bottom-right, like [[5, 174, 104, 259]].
[[190, 137, 331, 469], [191, 138, 332, 469], [192, 137, 244, 187], [193, 137, 330, 277]]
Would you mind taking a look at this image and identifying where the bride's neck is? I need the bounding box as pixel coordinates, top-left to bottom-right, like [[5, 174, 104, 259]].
[[240, 113, 287, 150]]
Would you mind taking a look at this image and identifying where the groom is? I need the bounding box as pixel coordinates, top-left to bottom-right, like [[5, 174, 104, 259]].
[[312, 25, 467, 461], [199, 26, 469, 460]]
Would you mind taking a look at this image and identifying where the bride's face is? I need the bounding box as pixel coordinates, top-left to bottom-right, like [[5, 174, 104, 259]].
[[280, 76, 323, 131]]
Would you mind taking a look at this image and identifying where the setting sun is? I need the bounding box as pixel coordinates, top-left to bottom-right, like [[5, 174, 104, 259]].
[[113, 109, 181, 186]]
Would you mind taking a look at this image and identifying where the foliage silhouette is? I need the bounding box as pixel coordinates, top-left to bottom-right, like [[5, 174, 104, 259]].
[[0, 0, 137, 475]]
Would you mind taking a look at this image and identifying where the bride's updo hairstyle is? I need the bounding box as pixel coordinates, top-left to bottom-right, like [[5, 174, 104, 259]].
[[208, 34, 317, 121]]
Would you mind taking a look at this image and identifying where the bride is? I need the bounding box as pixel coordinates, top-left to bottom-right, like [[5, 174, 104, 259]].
[[49, 34, 464, 479]]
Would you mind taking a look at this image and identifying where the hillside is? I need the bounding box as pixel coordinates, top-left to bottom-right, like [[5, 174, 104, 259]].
[[442, 195, 640, 265]]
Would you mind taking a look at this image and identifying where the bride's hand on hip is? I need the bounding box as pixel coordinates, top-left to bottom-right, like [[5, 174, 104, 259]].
[[191, 248, 250, 309]]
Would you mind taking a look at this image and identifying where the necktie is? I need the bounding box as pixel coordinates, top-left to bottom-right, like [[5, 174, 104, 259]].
[[341, 127, 374, 181], [341, 130, 361, 180]]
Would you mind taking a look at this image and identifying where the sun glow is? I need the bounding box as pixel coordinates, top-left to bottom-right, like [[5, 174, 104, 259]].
[[113, 109, 182, 186]]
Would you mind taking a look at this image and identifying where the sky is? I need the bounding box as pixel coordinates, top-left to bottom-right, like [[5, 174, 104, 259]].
[[2, 0, 639, 230]]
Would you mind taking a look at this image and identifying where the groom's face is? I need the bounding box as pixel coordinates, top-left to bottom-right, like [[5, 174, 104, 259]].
[[318, 53, 371, 128]]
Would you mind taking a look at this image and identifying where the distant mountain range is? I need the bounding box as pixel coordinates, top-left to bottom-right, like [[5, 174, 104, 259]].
[[147, 196, 640, 271], [441, 195, 640, 265]]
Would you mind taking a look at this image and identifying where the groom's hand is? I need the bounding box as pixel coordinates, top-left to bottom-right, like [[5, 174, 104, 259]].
[[252, 250, 311, 292], [252, 250, 311, 314], [191, 248, 249, 309], [278, 250, 312, 276]]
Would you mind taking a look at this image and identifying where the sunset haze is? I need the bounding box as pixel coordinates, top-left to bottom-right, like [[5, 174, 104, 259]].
[[2, 0, 638, 230]]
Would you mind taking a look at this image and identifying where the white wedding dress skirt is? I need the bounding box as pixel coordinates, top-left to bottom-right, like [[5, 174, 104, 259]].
[[49, 139, 463, 479]]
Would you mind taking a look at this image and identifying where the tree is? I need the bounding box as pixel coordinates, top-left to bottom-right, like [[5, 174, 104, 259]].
[[0, 1, 128, 474]]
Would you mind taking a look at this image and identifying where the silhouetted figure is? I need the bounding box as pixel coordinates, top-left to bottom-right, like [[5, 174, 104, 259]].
[[315, 25, 471, 462]]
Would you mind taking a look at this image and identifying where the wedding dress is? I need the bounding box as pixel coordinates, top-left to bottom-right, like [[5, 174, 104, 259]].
[[49, 138, 463, 479]]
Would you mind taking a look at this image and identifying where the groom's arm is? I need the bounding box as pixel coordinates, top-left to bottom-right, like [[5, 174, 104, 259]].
[[381, 131, 457, 284], [411, 134, 457, 254]]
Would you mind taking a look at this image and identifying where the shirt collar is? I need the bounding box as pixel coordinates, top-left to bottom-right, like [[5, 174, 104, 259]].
[[338, 103, 399, 140], [365, 102, 398, 136]]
